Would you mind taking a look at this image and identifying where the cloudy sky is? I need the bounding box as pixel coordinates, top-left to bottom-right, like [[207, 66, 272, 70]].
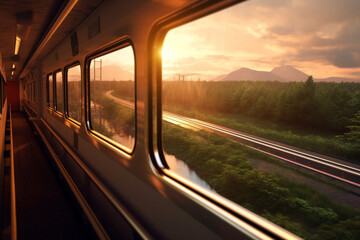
[[161, 0, 360, 80]]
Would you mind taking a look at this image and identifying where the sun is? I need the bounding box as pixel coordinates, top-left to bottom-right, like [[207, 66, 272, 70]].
[[161, 45, 170, 61], [160, 44, 177, 66]]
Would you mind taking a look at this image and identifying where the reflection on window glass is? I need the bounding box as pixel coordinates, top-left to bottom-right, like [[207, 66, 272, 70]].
[[162, 1, 360, 238], [55, 71, 63, 112], [67, 65, 81, 123], [89, 45, 135, 152], [48, 75, 53, 107]]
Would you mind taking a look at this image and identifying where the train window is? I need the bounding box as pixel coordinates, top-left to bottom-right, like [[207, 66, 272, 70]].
[[47, 74, 53, 107], [88, 44, 135, 152], [55, 70, 64, 113], [66, 64, 81, 123], [0, 74, 2, 113], [3, 78, 7, 105], [161, 1, 360, 239]]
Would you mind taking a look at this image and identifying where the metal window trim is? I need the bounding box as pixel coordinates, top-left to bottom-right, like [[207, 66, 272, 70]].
[[147, 1, 301, 239], [84, 37, 137, 155], [64, 61, 82, 126], [54, 68, 64, 114], [46, 72, 53, 108]]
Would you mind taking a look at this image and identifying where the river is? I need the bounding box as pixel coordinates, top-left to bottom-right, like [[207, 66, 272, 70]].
[[92, 100, 213, 191]]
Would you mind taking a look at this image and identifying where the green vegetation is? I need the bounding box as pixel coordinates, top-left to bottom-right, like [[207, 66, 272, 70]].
[[160, 77, 360, 239], [341, 110, 360, 144], [101, 96, 135, 136], [163, 123, 360, 239], [163, 79, 360, 161], [164, 104, 360, 161], [111, 80, 134, 102], [90, 81, 135, 138], [67, 81, 81, 122], [96, 80, 360, 238], [90, 80, 134, 102]]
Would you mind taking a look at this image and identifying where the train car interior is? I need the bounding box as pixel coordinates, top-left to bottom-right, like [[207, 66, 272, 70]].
[[0, 0, 359, 239]]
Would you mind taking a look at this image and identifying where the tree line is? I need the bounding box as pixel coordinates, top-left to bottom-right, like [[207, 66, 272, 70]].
[[162, 78, 360, 138]]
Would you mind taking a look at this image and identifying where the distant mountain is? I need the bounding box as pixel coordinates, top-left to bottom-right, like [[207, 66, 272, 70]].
[[271, 65, 309, 82], [97, 65, 134, 81], [212, 65, 360, 82], [222, 67, 285, 81], [211, 74, 227, 81]]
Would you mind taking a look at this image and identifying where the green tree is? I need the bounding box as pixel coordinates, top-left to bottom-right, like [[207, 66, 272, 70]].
[[343, 110, 360, 144]]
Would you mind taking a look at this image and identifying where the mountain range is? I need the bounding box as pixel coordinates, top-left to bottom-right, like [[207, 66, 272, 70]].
[[94, 65, 134, 81], [215, 65, 359, 82]]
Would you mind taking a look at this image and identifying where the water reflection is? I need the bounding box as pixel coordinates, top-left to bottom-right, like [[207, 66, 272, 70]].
[[165, 153, 214, 191], [111, 133, 135, 149]]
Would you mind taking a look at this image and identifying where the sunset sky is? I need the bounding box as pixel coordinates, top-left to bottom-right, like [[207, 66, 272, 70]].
[[162, 0, 360, 81]]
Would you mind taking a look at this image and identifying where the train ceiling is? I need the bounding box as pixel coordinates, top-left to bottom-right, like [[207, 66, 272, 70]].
[[0, 0, 103, 81]]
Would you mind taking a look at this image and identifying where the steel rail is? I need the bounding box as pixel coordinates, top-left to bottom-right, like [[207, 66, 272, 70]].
[[106, 92, 360, 187], [169, 113, 360, 174], [164, 114, 360, 188]]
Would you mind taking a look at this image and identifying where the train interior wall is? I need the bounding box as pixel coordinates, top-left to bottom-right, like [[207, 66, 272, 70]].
[[7, 81, 19, 112], [10, 1, 290, 238], [4, 0, 359, 239]]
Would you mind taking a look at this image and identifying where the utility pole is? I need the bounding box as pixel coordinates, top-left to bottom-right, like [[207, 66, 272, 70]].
[[93, 59, 103, 129], [100, 59, 102, 129]]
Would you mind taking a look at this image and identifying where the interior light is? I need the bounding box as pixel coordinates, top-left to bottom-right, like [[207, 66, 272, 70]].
[[11, 71, 14, 76], [12, 64, 15, 69], [22, 0, 78, 76], [14, 36, 21, 55]]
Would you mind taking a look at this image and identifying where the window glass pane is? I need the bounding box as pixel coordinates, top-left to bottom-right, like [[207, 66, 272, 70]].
[[55, 71, 63, 112], [48, 75, 53, 107], [0, 76, 2, 111], [2, 80, 4, 108], [3, 81, 7, 104], [162, 1, 360, 238], [67, 65, 81, 122], [89, 45, 135, 151]]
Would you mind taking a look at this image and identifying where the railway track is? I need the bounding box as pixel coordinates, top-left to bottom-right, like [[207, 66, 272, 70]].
[[107, 91, 360, 188]]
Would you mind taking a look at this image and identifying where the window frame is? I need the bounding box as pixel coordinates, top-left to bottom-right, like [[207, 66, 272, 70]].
[[3, 80, 6, 108], [148, 1, 300, 240], [46, 73, 53, 108], [150, 1, 244, 171], [65, 61, 82, 126], [0, 74, 3, 113], [54, 69, 64, 114], [85, 38, 137, 155]]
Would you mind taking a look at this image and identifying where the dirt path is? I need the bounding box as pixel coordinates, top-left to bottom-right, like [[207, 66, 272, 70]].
[[249, 158, 360, 210]]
